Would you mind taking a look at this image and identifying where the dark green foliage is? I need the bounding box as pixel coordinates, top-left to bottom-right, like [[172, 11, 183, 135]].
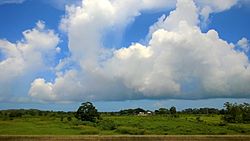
[[242, 103, 250, 122], [98, 119, 117, 130], [60, 116, 64, 122], [27, 109, 40, 116], [218, 122, 227, 126], [223, 102, 250, 123], [8, 111, 23, 118], [75, 102, 100, 122], [154, 107, 176, 115], [119, 108, 145, 115], [155, 108, 169, 115], [71, 117, 97, 127], [38, 111, 43, 116], [219, 109, 226, 115], [170, 106, 177, 115], [80, 129, 99, 135], [116, 126, 145, 135], [182, 108, 220, 114], [67, 117, 72, 121], [196, 116, 202, 122]]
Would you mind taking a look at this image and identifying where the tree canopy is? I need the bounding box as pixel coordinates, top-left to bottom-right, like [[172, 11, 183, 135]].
[[223, 102, 250, 123], [75, 102, 100, 122]]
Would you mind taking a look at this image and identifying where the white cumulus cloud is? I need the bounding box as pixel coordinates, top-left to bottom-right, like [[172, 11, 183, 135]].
[[196, 0, 238, 22], [237, 37, 250, 52], [28, 0, 250, 102], [0, 21, 59, 101]]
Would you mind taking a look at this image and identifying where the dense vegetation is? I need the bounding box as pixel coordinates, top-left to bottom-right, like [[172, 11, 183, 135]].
[[0, 102, 250, 135]]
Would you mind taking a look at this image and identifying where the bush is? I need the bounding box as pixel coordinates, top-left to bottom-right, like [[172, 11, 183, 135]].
[[196, 116, 202, 122], [73, 120, 97, 127], [60, 116, 64, 122], [98, 119, 117, 130], [67, 117, 72, 121], [9, 111, 23, 118], [218, 122, 227, 126], [243, 112, 250, 123], [116, 126, 145, 135], [223, 115, 236, 123], [227, 125, 247, 133]]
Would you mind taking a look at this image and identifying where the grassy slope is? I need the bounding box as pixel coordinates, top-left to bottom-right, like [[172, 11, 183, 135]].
[[0, 115, 250, 135]]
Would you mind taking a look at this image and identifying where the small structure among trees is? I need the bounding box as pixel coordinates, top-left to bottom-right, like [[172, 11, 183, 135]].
[[75, 102, 100, 122]]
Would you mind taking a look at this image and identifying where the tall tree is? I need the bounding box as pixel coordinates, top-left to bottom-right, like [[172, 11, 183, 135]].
[[170, 106, 177, 115], [75, 102, 100, 122]]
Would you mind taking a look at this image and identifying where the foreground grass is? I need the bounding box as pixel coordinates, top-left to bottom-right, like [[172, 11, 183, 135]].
[[1, 135, 250, 141], [0, 117, 81, 135], [0, 115, 250, 135]]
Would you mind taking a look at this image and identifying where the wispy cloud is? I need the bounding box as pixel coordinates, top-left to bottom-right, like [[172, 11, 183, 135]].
[[0, 0, 25, 5], [42, 0, 81, 10]]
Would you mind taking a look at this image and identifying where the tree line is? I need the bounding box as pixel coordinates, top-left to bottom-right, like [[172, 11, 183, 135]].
[[0, 109, 74, 121], [1, 102, 249, 123]]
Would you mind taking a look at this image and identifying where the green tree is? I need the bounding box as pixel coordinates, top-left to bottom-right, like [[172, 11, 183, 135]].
[[223, 102, 250, 123], [242, 103, 250, 122], [75, 102, 100, 122], [223, 102, 238, 123], [155, 108, 169, 115], [170, 106, 177, 115]]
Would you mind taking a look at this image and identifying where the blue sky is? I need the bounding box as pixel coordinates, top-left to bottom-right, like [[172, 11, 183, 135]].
[[0, 0, 250, 111], [208, 6, 250, 44]]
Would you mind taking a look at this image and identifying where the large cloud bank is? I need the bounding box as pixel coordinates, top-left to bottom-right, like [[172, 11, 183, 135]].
[[1, 0, 250, 102]]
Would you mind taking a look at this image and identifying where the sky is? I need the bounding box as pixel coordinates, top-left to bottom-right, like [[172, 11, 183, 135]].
[[0, 0, 250, 112]]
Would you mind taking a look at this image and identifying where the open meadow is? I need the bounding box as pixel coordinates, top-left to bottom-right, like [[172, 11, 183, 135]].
[[1, 114, 250, 135]]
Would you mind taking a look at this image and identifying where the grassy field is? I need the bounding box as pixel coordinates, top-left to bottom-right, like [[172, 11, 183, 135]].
[[1, 135, 250, 141], [1, 114, 250, 135]]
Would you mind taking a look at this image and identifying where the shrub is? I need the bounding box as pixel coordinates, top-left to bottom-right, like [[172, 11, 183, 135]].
[[73, 120, 97, 127], [116, 126, 145, 135], [98, 119, 117, 130], [67, 117, 72, 121], [218, 122, 227, 126], [60, 116, 64, 122], [196, 116, 202, 122]]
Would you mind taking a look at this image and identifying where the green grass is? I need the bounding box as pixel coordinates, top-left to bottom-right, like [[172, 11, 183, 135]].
[[1, 135, 250, 141], [0, 114, 250, 135], [0, 117, 81, 135]]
